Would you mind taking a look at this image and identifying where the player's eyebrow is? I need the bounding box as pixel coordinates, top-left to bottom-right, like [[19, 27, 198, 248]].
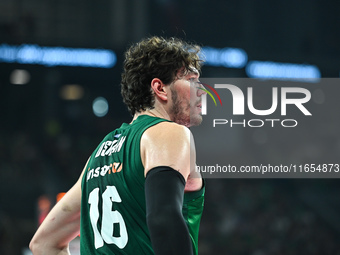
[[177, 66, 199, 80], [187, 69, 199, 79]]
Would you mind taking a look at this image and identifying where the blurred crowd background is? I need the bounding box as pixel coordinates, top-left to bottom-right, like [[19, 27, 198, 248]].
[[1, 0, 340, 254]]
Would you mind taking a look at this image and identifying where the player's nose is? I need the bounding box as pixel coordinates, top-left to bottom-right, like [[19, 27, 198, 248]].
[[197, 83, 207, 96]]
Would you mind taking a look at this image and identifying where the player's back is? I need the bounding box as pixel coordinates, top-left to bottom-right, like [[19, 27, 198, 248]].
[[80, 115, 168, 254]]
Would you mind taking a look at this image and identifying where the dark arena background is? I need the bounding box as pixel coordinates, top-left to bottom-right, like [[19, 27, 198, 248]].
[[1, 1, 340, 254]]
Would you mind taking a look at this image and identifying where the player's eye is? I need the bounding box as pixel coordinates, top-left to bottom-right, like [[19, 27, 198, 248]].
[[189, 78, 200, 83], [189, 78, 202, 84]]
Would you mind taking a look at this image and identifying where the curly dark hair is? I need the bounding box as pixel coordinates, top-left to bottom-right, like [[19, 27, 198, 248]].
[[121, 36, 203, 115]]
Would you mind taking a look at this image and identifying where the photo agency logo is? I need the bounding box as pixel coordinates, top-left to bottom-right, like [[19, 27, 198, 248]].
[[199, 79, 312, 128]]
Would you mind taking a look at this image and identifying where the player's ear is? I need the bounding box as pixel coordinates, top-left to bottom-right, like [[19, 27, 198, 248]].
[[151, 78, 168, 101]]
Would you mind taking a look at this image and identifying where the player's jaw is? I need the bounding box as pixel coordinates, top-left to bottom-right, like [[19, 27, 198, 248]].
[[169, 87, 202, 127], [190, 99, 203, 127]]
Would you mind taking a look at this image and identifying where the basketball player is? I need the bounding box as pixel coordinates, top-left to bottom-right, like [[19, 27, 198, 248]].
[[30, 36, 206, 255]]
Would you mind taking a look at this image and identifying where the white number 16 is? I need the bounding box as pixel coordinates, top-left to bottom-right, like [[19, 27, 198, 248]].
[[88, 186, 128, 249]]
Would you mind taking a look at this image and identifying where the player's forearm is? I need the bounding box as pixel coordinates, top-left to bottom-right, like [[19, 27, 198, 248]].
[[147, 209, 193, 255], [145, 167, 193, 255], [30, 195, 81, 254], [30, 158, 86, 255], [29, 204, 80, 254], [29, 221, 74, 255], [29, 240, 70, 255]]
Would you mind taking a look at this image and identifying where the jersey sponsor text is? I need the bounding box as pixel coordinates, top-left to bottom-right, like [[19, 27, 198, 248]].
[[87, 162, 123, 181]]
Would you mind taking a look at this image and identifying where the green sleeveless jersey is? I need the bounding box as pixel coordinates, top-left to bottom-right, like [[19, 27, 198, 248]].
[[80, 115, 204, 255]]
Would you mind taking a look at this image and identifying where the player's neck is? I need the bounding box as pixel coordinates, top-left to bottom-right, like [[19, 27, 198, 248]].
[[131, 108, 171, 123]]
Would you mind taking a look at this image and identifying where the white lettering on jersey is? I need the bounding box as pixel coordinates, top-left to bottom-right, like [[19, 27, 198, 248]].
[[95, 136, 126, 158]]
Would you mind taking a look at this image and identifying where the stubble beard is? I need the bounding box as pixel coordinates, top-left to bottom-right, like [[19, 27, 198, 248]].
[[170, 87, 202, 127]]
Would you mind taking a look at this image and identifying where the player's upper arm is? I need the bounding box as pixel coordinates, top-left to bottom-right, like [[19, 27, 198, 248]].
[[141, 122, 195, 181]]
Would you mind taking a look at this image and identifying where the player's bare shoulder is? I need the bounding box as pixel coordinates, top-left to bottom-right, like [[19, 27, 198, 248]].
[[141, 121, 202, 191], [143, 121, 191, 142], [141, 121, 192, 178]]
